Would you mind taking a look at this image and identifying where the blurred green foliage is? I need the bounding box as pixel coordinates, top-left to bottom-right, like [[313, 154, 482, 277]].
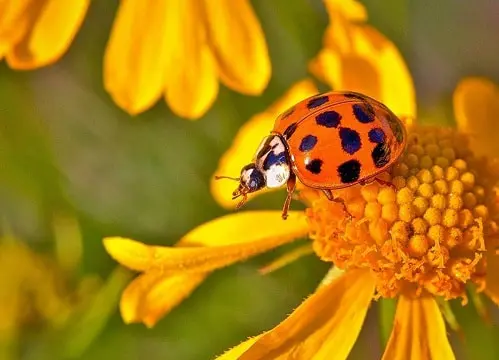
[[0, 0, 498, 359]]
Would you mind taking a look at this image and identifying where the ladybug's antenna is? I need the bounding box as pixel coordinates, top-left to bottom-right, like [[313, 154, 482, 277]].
[[214, 175, 240, 181]]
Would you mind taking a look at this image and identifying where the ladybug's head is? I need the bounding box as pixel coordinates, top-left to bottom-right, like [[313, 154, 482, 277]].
[[215, 135, 291, 210]]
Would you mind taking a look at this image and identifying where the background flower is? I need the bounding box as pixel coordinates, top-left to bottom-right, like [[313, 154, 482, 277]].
[[0, 0, 89, 68], [104, 0, 271, 118]]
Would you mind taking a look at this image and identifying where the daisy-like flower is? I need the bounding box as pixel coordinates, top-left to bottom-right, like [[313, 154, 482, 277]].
[[104, 76, 499, 359], [104, 0, 271, 119], [0, 0, 89, 69]]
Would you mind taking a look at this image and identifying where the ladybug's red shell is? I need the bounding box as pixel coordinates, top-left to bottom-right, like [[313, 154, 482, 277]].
[[273, 91, 406, 189]]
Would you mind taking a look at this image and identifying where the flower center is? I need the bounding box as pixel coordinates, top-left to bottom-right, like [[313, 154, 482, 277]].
[[304, 125, 499, 300]]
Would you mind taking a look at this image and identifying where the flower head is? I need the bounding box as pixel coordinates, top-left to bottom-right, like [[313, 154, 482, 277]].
[[104, 0, 271, 119], [0, 0, 89, 69], [103, 75, 499, 358]]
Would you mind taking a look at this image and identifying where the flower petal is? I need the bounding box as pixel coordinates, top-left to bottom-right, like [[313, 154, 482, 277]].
[[485, 251, 499, 305], [104, 0, 170, 115], [237, 269, 375, 359], [6, 0, 89, 69], [165, 0, 218, 119], [453, 77, 499, 156], [310, 6, 416, 118], [104, 210, 309, 272], [211, 79, 318, 208], [382, 296, 455, 360], [120, 269, 207, 327], [203, 0, 270, 95], [216, 335, 263, 360], [323, 0, 367, 22], [0, 0, 31, 57]]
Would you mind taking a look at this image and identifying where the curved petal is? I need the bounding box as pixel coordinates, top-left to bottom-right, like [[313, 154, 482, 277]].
[[485, 251, 499, 305], [323, 0, 367, 22], [165, 0, 218, 120], [211, 79, 318, 208], [203, 0, 270, 95], [104, 0, 170, 115], [453, 77, 499, 156], [382, 296, 455, 360], [237, 269, 375, 360], [310, 19, 416, 118], [120, 270, 207, 327], [0, 0, 31, 58], [103, 210, 309, 272], [6, 0, 89, 69], [216, 335, 263, 360]]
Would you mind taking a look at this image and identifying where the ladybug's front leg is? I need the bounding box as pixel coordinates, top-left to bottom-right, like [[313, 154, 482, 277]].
[[282, 173, 296, 220]]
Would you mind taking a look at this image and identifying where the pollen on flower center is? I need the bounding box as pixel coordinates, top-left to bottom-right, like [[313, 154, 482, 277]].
[[305, 125, 499, 300]]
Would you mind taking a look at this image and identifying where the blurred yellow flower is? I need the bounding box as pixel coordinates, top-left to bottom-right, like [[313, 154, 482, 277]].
[[104, 76, 499, 358], [104, 0, 271, 119], [0, 0, 89, 69], [309, 0, 416, 118]]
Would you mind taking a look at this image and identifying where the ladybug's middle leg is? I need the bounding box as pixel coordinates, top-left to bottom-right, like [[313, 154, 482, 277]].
[[282, 173, 296, 220], [322, 189, 353, 220]]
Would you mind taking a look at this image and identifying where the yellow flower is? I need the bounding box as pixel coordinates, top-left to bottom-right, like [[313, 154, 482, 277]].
[[309, 0, 416, 118], [0, 0, 89, 69], [104, 77, 499, 358], [104, 0, 271, 119]]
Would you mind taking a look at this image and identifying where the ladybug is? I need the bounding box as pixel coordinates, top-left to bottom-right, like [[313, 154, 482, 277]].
[[217, 91, 407, 219]]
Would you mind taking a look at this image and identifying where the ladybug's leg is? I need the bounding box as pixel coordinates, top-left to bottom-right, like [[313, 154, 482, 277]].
[[322, 189, 353, 220], [359, 177, 396, 190], [282, 173, 296, 220], [373, 177, 396, 190]]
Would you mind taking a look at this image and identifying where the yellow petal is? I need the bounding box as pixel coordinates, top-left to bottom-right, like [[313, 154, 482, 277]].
[[310, 22, 416, 118], [323, 0, 367, 22], [165, 0, 218, 119], [120, 269, 207, 327], [203, 0, 270, 95], [6, 0, 89, 69], [237, 269, 375, 359], [485, 251, 499, 305], [211, 79, 318, 208], [382, 296, 455, 360], [216, 335, 263, 360], [104, 210, 309, 272], [104, 0, 170, 115], [0, 0, 31, 57], [453, 77, 499, 156]]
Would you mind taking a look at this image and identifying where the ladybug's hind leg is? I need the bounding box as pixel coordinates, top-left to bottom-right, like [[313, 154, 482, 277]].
[[359, 177, 396, 190], [322, 189, 353, 220], [282, 173, 296, 220]]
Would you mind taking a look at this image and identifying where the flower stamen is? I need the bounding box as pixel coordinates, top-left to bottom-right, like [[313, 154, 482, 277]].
[[305, 125, 499, 301]]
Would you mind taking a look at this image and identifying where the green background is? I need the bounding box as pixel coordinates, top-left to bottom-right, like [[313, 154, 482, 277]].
[[1, 0, 498, 359]]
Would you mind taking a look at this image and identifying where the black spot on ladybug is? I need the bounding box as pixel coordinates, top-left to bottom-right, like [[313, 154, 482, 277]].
[[339, 127, 361, 155], [368, 128, 385, 143], [281, 106, 295, 119], [337, 159, 361, 183], [353, 102, 375, 123], [372, 142, 391, 168], [283, 122, 298, 139], [342, 92, 367, 101], [263, 151, 287, 171], [299, 135, 318, 152], [315, 111, 341, 128], [305, 159, 323, 174], [307, 95, 329, 109]]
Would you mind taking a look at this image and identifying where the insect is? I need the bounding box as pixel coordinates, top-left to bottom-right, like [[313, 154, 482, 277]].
[[216, 91, 407, 220]]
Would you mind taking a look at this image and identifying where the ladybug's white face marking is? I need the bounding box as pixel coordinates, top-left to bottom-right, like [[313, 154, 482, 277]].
[[253, 135, 291, 189]]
